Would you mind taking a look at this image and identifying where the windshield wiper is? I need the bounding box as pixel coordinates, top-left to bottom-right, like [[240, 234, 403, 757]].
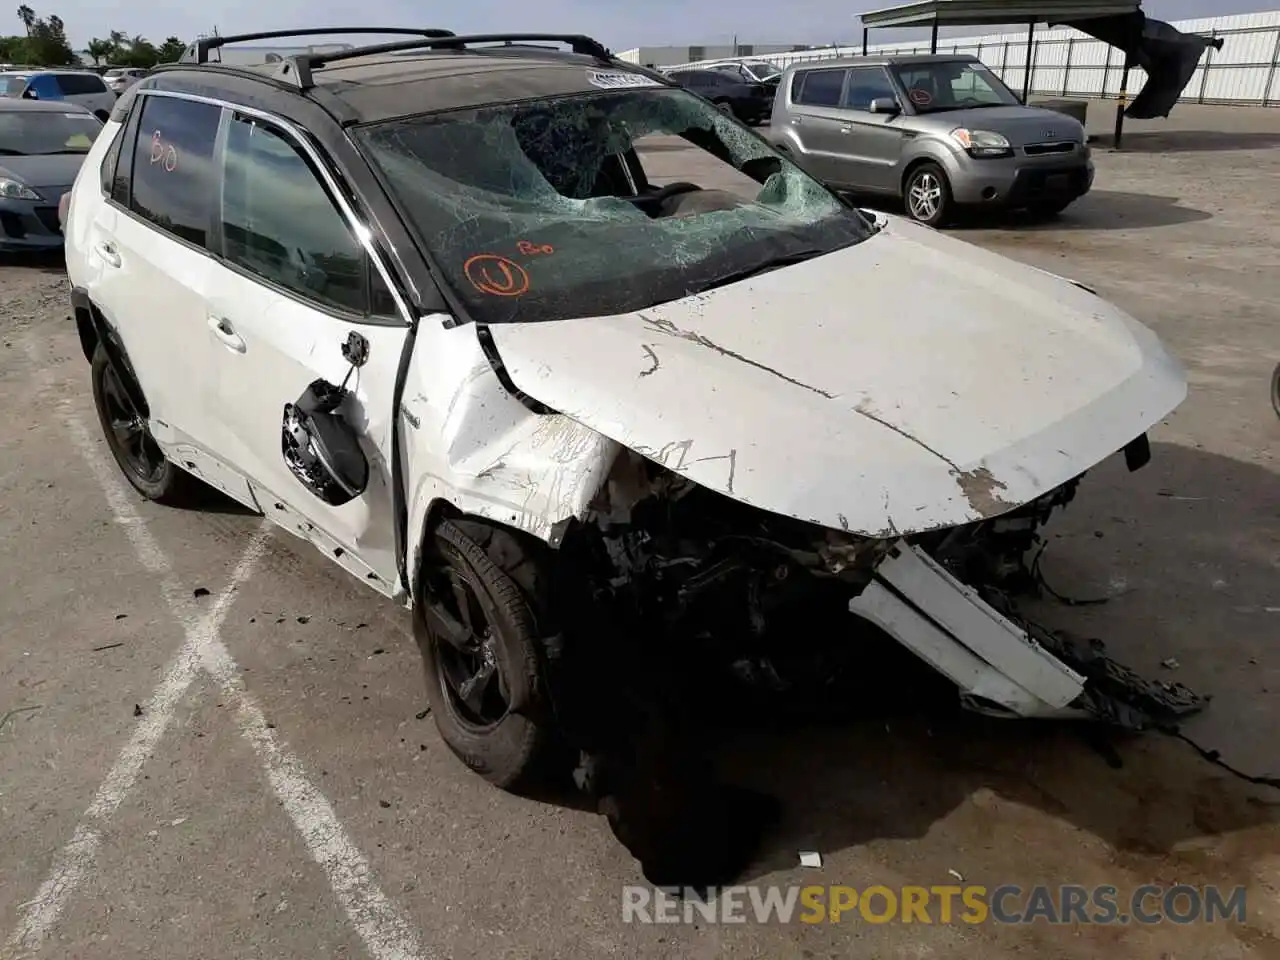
[[0, 148, 26, 156], [694, 249, 828, 293]]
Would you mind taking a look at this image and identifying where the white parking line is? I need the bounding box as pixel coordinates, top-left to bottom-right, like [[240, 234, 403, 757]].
[[8, 336, 429, 960], [3, 415, 269, 958]]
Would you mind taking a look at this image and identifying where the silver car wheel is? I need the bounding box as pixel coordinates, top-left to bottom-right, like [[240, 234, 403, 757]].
[[908, 172, 943, 221]]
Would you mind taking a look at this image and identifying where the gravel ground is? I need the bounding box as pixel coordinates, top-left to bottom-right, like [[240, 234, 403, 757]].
[[0, 100, 1277, 960]]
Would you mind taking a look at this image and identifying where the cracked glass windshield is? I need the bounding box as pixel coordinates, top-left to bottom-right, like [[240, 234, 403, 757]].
[[356, 86, 873, 324]]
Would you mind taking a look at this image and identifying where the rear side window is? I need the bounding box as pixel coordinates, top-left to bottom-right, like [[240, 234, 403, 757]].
[[794, 68, 846, 107], [56, 73, 107, 95], [220, 114, 385, 316], [129, 95, 222, 248], [4, 77, 27, 97]]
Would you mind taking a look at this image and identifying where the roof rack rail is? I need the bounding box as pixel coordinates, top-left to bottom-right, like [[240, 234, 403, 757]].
[[272, 32, 614, 90], [183, 27, 457, 65]]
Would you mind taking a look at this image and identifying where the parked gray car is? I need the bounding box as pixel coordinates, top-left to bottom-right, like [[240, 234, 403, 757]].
[[770, 54, 1095, 226], [0, 99, 102, 251]]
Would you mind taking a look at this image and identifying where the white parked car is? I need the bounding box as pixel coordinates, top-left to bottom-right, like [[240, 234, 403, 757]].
[[63, 27, 1197, 885], [2, 69, 115, 119], [103, 67, 149, 95]]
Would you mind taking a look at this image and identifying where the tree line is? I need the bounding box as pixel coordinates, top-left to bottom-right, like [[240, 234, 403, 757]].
[[1, 6, 187, 68]]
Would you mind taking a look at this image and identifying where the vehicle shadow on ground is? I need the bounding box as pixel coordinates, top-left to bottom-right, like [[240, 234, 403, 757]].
[[0, 249, 67, 276], [703, 441, 1280, 885], [1094, 130, 1280, 153]]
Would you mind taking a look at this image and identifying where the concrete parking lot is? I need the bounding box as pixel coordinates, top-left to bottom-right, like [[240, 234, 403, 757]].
[[1, 100, 1277, 960]]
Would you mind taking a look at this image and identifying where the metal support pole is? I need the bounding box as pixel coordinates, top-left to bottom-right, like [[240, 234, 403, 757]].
[[1113, 57, 1131, 148], [1022, 21, 1035, 101], [930, 19, 939, 54], [863, 26, 869, 56]]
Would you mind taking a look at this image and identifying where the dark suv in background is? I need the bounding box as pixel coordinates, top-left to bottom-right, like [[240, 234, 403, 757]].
[[666, 66, 774, 124]]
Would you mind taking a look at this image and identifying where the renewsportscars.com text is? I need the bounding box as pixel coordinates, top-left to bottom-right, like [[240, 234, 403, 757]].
[[622, 884, 1247, 926]]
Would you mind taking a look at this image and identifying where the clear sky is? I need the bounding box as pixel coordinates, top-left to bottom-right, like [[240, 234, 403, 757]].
[[18, 0, 1280, 51]]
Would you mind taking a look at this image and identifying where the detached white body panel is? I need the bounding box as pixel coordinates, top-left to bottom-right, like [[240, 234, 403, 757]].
[[850, 544, 1088, 718]]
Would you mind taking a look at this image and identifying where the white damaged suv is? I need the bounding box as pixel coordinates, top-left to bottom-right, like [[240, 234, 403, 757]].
[[63, 28, 1195, 884]]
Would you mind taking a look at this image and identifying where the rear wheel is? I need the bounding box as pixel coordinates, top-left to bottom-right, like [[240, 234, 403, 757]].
[[90, 345, 198, 504], [416, 519, 561, 791], [904, 162, 952, 227]]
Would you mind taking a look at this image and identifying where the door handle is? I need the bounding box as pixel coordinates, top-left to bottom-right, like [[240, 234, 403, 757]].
[[208, 315, 246, 353], [839, 125, 853, 134], [792, 116, 803, 125], [95, 241, 121, 268]]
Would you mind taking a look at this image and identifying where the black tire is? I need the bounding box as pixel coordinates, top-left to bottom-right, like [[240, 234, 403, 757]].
[[416, 518, 560, 791], [903, 162, 953, 227], [90, 345, 199, 504], [1271, 362, 1280, 419]]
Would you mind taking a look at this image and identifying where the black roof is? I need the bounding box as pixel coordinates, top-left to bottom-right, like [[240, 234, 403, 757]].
[[142, 29, 669, 126]]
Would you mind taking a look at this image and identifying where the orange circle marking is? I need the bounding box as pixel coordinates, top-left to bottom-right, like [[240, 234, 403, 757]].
[[909, 88, 932, 106], [464, 254, 530, 297]]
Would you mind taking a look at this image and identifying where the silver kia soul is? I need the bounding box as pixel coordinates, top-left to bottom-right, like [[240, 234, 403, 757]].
[[769, 54, 1095, 225]]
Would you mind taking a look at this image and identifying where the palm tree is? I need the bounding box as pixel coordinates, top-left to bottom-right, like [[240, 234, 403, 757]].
[[86, 37, 112, 65], [16, 4, 35, 34]]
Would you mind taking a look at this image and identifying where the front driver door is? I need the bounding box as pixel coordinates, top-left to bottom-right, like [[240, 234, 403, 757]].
[[203, 110, 410, 596], [837, 66, 911, 194]]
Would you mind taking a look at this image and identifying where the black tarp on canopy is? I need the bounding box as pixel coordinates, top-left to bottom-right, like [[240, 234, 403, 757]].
[[1063, 12, 1224, 118]]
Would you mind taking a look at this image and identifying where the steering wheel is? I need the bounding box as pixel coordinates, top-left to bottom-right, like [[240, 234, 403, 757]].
[[622, 181, 703, 205]]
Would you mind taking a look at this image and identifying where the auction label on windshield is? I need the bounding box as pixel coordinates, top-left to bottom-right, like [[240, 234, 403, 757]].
[[586, 69, 661, 89]]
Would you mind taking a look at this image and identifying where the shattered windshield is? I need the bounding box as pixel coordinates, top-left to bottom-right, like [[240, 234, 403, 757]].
[[355, 87, 872, 324], [892, 61, 1020, 112]]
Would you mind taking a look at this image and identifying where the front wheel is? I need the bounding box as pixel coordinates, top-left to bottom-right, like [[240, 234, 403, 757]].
[[1270, 362, 1280, 419], [904, 162, 952, 227], [416, 519, 561, 791], [90, 346, 198, 504]]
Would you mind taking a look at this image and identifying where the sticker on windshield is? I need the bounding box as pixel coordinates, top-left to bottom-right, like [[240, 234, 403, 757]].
[[908, 88, 933, 106], [585, 69, 660, 90]]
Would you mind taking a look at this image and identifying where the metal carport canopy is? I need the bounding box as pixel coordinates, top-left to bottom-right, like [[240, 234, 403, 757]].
[[857, 0, 1142, 103], [858, 0, 1140, 29]]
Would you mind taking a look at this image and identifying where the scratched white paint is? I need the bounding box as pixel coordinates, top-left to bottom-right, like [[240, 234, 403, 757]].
[[8, 337, 427, 960], [490, 214, 1187, 537]]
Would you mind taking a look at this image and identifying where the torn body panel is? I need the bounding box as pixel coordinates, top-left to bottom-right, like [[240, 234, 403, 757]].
[[851, 543, 1087, 719], [401, 313, 623, 597], [489, 216, 1187, 539]]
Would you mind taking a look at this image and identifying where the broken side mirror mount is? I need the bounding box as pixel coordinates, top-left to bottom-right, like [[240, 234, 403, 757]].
[[280, 332, 371, 507]]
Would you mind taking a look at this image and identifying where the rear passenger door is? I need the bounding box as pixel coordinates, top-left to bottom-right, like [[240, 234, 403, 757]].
[[84, 92, 248, 498], [55, 72, 113, 117], [782, 68, 850, 186], [202, 111, 409, 595], [837, 66, 908, 193]]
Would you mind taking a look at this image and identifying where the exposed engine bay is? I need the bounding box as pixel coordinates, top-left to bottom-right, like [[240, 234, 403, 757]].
[[556, 449, 1203, 733]]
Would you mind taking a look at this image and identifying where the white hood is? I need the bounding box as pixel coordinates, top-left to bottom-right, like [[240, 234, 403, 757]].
[[489, 217, 1186, 538]]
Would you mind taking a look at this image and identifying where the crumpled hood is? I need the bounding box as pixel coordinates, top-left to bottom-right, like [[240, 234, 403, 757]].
[[0, 153, 85, 192], [489, 216, 1186, 537]]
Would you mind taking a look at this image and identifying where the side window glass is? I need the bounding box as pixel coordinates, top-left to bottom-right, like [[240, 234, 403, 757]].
[[796, 69, 845, 107], [130, 95, 221, 248], [110, 101, 143, 205], [843, 68, 898, 111], [220, 114, 369, 315]]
